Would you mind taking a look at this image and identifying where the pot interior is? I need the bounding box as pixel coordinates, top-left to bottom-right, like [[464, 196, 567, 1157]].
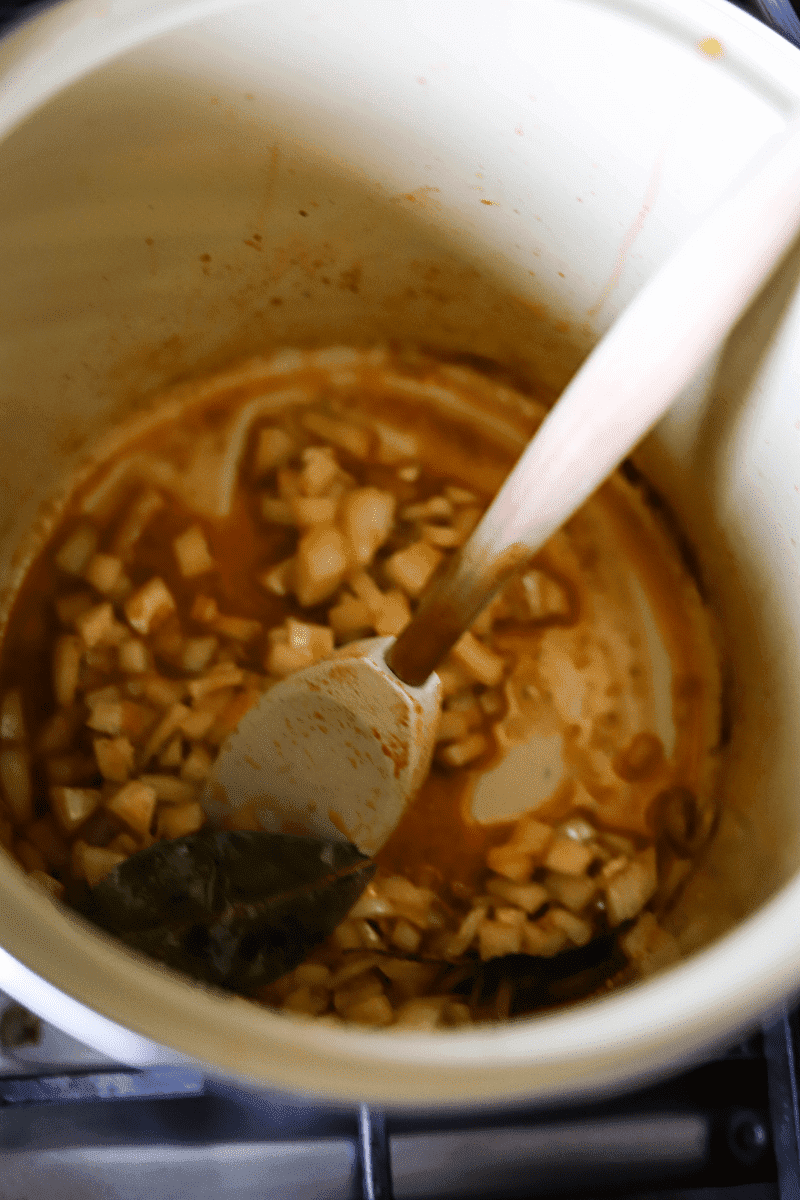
[[1, 0, 800, 1105]]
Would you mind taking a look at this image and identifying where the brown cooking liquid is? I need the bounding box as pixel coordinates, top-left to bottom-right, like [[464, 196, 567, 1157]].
[[0, 351, 722, 1024]]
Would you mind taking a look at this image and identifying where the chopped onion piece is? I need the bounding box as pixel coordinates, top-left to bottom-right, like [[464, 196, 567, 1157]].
[[124, 578, 176, 635], [179, 707, 217, 739], [339, 993, 393, 1027], [485, 845, 533, 883], [105, 780, 157, 835], [436, 732, 488, 768], [187, 662, 244, 700], [543, 836, 595, 877], [282, 986, 329, 1016], [107, 832, 139, 857], [258, 559, 294, 596], [444, 485, 478, 505], [206, 688, 260, 742], [158, 736, 183, 769], [450, 632, 505, 687], [84, 553, 124, 596], [293, 963, 333, 989], [290, 495, 338, 526], [494, 906, 527, 930], [0, 748, 33, 824], [266, 641, 314, 678], [401, 497, 453, 522], [619, 912, 680, 974], [478, 917, 522, 960], [521, 921, 569, 958], [49, 786, 100, 834], [435, 661, 472, 697], [173, 525, 215, 577], [373, 589, 410, 637], [118, 638, 151, 674], [0, 689, 25, 742], [140, 704, 191, 763], [372, 421, 419, 465], [443, 906, 485, 957], [156, 801, 205, 839], [93, 736, 135, 782], [384, 541, 442, 597], [436, 705, 482, 743], [110, 490, 164, 559], [141, 676, 186, 709], [72, 841, 127, 887], [349, 570, 384, 612], [299, 445, 339, 496], [340, 487, 395, 568], [77, 603, 127, 649], [138, 774, 197, 804], [486, 877, 548, 913], [549, 907, 593, 946], [302, 412, 371, 459], [546, 871, 596, 913], [85, 684, 121, 710], [391, 919, 422, 953], [294, 524, 348, 607], [55, 523, 98, 575], [520, 569, 572, 621], [181, 745, 213, 783], [328, 595, 373, 641], [181, 636, 218, 673], [285, 617, 334, 660], [507, 816, 554, 856], [420, 524, 462, 548], [604, 847, 657, 926], [212, 614, 262, 642], [86, 700, 152, 738]]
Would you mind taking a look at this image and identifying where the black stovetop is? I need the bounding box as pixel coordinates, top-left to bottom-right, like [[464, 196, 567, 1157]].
[[0, 985, 796, 1200]]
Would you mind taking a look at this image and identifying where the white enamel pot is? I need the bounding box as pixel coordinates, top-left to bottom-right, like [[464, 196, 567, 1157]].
[[2, 0, 800, 1108]]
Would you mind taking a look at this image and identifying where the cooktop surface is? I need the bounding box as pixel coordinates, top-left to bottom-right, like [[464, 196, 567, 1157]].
[[0, 983, 795, 1200]]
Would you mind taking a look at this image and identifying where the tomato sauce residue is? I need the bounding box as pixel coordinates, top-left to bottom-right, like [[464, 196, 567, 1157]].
[[377, 769, 510, 894]]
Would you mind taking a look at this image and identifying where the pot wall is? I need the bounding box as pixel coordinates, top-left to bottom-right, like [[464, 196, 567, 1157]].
[[1, 0, 800, 1106]]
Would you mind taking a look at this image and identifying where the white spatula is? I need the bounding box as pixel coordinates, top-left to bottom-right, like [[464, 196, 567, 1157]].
[[203, 116, 800, 854]]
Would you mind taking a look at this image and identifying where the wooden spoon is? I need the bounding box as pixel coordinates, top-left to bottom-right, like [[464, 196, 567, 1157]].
[[203, 116, 800, 853]]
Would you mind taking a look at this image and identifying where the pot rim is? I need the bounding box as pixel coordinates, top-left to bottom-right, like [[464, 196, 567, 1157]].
[[2, 852, 799, 1106]]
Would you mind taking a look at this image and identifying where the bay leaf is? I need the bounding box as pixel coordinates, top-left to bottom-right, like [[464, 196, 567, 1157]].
[[78, 829, 375, 992], [448, 930, 627, 1016]]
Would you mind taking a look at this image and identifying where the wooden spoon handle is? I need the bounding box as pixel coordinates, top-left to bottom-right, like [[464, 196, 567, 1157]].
[[388, 115, 800, 686]]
